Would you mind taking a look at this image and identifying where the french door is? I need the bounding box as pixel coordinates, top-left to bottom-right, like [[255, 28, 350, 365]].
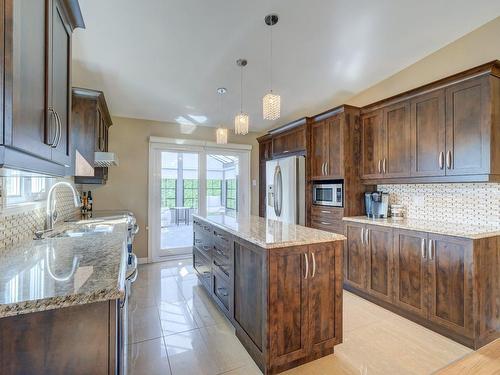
[[149, 140, 250, 262]]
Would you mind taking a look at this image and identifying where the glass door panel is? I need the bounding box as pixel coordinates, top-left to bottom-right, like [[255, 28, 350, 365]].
[[159, 151, 199, 258], [206, 154, 239, 217]]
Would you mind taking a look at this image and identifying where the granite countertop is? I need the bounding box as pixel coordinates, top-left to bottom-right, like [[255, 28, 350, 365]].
[[343, 216, 500, 240], [0, 217, 129, 318], [194, 213, 346, 249]]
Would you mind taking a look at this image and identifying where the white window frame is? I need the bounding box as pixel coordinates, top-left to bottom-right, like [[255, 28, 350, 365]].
[[148, 136, 252, 263]]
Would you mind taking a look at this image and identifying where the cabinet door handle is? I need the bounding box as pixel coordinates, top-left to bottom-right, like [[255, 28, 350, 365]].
[[311, 252, 316, 278], [54, 110, 62, 148], [47, 107, 58, 147], [378, 160, 382, 173], [429, 239, 434, 260], [446, 151, 452, 169], [421, 238, 426, 259], [383, 158, 386, 174], [326, 161, 329, 175], [439, 152, 444, 169], [304, 253, 309, 279], [365, 229, 370, 247], [360, 228, 364, 246]]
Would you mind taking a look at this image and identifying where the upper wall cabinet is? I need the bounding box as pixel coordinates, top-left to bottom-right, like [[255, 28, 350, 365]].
[[271, 123, 306, 157], [310, 115, 343, 179], [73, 88, 113, 185], [0, 0, 84, 176], [361, 61, 500, 183]]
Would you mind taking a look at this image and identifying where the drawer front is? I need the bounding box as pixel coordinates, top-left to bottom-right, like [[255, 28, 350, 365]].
[[213, 270, 230, 311], [311, 205, 344, 220], [213, 228, 230, 252], [193, 249, 211, 290], [311, 218, 344, 234], [213, 256, 231, 278]]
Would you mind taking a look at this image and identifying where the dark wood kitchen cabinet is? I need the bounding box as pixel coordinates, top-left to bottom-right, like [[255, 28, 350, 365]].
[[73, 88, 113, 184], [361, 61, 500, 183], [310, 115, 342, 179], [193, 216, 343, 374], [410, 90, 446, 177], [344, 220, 500, 349], [271, 123, 306, 157], [0, 0, 84, 175]]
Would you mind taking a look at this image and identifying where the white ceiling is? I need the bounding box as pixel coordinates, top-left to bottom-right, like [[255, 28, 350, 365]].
[[72, 0, 500, 132]]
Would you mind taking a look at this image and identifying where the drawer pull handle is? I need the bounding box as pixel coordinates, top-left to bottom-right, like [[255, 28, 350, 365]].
[[320, 221, 331, 225], [216, 287, 228, 297], [320, 210, 331, 214]]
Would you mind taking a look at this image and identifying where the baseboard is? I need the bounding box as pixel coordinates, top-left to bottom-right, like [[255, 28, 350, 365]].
[[137, 257, 149, 264]]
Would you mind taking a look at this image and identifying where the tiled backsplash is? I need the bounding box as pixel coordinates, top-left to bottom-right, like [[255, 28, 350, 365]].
[[0, 179, 80, 249], [378, 183, 500, 226]]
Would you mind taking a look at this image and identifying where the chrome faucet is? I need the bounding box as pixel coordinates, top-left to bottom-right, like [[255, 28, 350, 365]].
[[46, 181, 80, 230]]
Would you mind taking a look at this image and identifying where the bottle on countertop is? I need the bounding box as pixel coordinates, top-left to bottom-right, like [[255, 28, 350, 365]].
[[81, 192, 88, 214], [87, 191, 93, 212]]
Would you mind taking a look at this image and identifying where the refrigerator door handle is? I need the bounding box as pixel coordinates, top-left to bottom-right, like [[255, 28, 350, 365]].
[[274, 165, 282, 217]]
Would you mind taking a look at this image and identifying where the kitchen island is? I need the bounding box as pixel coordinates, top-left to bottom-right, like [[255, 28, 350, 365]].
[[0, 215, 133, 375], [192, 213, 346, 375]]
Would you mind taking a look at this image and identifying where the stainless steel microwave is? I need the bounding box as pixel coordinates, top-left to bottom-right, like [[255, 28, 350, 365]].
[[312, 183, 343, 207]]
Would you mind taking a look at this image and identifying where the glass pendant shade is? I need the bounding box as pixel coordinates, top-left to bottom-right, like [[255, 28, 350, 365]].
[[263, 92, 281, 120], [216, 127, 228, 144], [234, 113, 249, 135]]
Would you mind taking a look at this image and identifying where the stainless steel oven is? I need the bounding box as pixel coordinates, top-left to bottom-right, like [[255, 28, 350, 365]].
[[312, 183, 343, 207]]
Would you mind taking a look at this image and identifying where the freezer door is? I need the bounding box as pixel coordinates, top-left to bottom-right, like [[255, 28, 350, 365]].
[[266, 156, 303, 224]]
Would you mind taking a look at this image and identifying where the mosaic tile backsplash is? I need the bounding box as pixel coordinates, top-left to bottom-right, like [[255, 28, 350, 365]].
[[0, 180, 80, 249], [378, 183, 500, 226]]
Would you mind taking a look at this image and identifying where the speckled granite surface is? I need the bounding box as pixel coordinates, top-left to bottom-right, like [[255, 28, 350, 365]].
[[343, 216, 500, 240], [0, 218, 129, 318], [194, 214, 345, 249]]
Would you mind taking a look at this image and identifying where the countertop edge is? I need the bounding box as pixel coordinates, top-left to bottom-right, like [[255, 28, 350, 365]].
[[342, 217, 500, 240]]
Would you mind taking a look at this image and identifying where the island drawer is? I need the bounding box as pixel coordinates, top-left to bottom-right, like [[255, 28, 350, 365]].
[[193, 248, 211, 291], [213, 256, 231, 278], [212, 270, 230, 312], [213, 228, 231, 252]]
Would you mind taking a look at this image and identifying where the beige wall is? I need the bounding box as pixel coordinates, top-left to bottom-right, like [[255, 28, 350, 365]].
[[347, 16, 500, 107], [87, 117, 260, 259]]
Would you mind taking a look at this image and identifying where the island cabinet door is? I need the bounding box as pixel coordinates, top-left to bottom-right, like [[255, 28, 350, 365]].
[[268, 246, 309, 367], [344, 223, 367, 290], [365, 225, 393, 303], [308, 242, 343, 354], [427, 234, 474, 338], [393, 230, 428, 318]]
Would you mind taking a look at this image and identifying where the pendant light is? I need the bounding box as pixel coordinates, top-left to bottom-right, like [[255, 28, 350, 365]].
[[234, 59, 249, 135], [263, 14, 281, 121], [216, 88, 228, 144]]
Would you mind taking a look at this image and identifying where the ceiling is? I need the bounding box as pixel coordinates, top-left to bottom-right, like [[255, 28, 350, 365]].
[[72, 0, 500, 132]]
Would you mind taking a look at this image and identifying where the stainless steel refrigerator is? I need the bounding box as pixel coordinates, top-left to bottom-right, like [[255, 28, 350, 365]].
[[266, 155, 305, 225]]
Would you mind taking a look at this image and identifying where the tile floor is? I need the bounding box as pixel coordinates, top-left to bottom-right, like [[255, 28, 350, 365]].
[[127, 259, 472, 375]]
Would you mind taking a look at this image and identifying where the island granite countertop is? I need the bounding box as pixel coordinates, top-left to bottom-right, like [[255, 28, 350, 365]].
[[343, 216, 500, 240], [193, 213, 346, 249], [0, 217, 129, 318]]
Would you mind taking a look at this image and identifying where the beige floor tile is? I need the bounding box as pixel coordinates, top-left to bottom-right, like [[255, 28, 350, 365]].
[[127, 337, 171, 375], [283, 353, 358, 375], [129, 284, 157, 309], [158, 300, 198, 336], [199, 323, 254, 373], [165, 329, 219, 375], [220, 362, 263, 375], [186, 290, 229, 328], [128, 305, 163, 344], [154, 276, 187, 304]]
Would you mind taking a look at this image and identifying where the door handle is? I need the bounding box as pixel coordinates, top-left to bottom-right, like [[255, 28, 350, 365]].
[[429, 239, 434, 260], [446, 151, 452, 169], [47, 107, 58, 147], [360, 228, 364, 246], [421, 238, 426, 259], [439, 152, 444, 169], [325, 161, 329, 175], [365, 229, 370, 247], [54, 110, 62, 148], [383, 158, 386, 174], [304, 253, 309, 279], [378, 160, 382, 173], [311, 252, 316, 278]]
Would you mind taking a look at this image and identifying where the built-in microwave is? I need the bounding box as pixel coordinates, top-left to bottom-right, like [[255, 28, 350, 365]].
[[312, 183, 343, 207]]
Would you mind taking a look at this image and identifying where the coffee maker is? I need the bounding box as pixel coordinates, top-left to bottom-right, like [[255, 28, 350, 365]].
[[365, 191, 389, 218]]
